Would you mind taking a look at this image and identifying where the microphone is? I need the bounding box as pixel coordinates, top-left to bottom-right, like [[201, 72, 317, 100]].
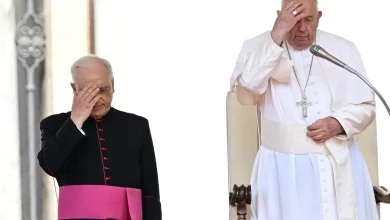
[[310, 44, 390, 115], [310, 45, 347, 69]]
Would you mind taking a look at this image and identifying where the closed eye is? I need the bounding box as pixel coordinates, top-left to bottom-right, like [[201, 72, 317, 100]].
[[99, 86, 111, 92], [305, 17, 314, 23]]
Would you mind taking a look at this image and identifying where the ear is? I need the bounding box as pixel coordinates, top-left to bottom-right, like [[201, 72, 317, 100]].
[[70, 83, 77, 95], [111, 79, 115, 93], [317, 11, 322, 20]]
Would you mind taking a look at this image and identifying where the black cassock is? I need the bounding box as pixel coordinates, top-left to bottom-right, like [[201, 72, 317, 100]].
[[37, 107, 161, 220]]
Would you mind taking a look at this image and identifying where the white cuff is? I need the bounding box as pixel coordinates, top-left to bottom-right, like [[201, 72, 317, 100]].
[[77, 127, 86, 136], [336, 133, 348, 140]]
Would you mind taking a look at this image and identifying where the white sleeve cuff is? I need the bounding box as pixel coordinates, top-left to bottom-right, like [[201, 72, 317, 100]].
[[77, 127, 86, 136], [335, 134, 348, 140]]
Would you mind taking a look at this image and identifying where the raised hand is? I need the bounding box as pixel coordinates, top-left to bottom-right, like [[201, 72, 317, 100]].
[[70, 85, 101, 128], [271, 1, 307, 45], [306, 117, 344, 143]]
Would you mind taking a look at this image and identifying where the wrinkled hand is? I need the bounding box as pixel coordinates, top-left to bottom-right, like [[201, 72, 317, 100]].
[[70, 85, 100, 128], [271, 0, 307, 45], [306, 117, 344, 143]]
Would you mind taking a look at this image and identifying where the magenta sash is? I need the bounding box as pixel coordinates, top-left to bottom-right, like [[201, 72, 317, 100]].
[[58, 185, 142, 220]]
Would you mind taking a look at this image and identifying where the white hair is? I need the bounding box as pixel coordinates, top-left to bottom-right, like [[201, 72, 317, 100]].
[[281, 0, 318, 9], [70, 55, 114, 81]]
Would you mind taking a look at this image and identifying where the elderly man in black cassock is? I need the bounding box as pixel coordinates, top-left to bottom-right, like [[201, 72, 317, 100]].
[[37, 55, 161, 220]]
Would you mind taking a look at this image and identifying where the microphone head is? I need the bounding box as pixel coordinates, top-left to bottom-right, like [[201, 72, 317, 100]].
[[310, 45, 322, 56], [309, 44, 346, 67]]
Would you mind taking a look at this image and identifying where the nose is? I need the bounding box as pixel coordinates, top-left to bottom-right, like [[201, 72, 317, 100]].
[[297, 19, 306, 32]]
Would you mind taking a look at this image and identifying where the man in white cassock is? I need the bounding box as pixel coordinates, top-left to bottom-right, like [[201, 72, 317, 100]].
[[230, 0, 379, 219]]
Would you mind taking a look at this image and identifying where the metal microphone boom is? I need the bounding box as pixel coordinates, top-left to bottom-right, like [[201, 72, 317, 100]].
[[310, 45, 390, 116]]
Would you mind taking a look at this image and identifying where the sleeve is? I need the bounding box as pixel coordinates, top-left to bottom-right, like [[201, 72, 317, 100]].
[[37, 117, 85, 177], [140, 119, 162, 220], [331, 101, 376, 140], [238, 32, 288, 95]]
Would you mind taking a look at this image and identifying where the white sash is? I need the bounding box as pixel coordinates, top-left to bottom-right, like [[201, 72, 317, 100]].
[[260, 118, 358, 220]]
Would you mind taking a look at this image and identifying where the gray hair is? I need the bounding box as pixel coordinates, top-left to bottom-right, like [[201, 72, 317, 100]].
[[70, 55, 114, 81]]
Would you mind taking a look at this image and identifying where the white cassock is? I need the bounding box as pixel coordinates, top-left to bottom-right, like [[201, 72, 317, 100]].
[[230, 29, 379, 220]]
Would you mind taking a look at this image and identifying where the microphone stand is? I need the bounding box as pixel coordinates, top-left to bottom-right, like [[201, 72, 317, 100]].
[[310, 45, 390, 204]]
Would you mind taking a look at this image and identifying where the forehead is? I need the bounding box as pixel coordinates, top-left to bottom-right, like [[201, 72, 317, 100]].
[[73, 62, 111, 87]]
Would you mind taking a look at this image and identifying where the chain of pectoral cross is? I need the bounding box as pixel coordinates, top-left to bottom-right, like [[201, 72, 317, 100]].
[[285, 40, 315, 118]]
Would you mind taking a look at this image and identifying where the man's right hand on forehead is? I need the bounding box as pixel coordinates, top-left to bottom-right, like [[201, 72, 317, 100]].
[[71, 84, 101, 128], [271, 1, 307, 45]]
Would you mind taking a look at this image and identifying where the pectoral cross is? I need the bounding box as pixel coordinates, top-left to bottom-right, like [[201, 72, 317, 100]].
[[296, 94, 312, 117]]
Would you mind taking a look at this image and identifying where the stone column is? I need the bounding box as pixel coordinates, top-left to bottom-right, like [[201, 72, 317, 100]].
[[14, 0, 46, 219], [0, 1, 22, 220]]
